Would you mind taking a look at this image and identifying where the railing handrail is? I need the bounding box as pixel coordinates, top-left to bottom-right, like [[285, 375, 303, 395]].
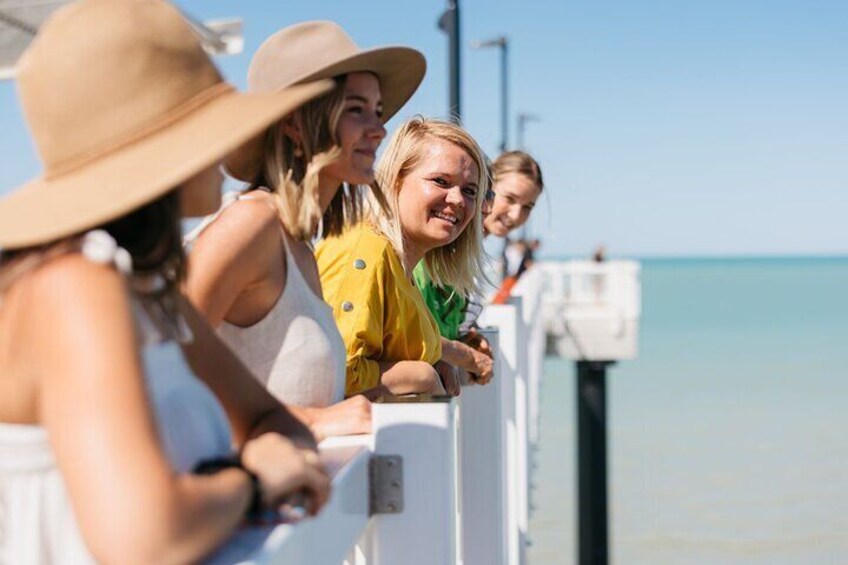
[[212, 269, 550, 565]]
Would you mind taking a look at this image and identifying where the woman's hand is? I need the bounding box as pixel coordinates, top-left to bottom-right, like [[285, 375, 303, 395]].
[[240, 433, 330, 516], [466, 347, 493, 385], [305, 395, 372, 442], [440, 333, 494, 385]]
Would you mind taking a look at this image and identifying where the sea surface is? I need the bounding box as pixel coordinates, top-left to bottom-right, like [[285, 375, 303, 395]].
[[529, 257, 848, 565]]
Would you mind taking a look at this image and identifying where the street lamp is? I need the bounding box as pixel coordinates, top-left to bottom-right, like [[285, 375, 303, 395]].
[[516, 112, 540, 150], [471, 35, 509, 153], [437, 1, 462, 123]]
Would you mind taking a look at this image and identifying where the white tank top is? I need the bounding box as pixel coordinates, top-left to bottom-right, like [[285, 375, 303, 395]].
[[0, 231, 233, 564], [186, 192, 345, 408]]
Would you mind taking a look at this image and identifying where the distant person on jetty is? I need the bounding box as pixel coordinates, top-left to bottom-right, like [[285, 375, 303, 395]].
[[317, 117, 489, 398], [0, 1, 331, 561], [416, 150, 544, 383], [492, 238, 541, 305], [185, 21, 425, 440], [591, 243, 607, 301]]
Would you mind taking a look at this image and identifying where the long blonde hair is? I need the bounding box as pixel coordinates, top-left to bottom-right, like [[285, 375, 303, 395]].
[[366, 116, 489, 297], [249, 75, 385, 240]]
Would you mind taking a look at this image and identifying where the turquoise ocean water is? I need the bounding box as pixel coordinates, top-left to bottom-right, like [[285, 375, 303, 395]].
[[529, 257, 848, 564]]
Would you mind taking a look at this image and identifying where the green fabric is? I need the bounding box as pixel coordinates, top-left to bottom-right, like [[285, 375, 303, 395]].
[[413, 262, 466, 340]]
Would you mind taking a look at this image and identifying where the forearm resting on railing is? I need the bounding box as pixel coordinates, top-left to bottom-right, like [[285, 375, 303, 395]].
[[356, 360, 446, 397], [285, 396, 373, 442]]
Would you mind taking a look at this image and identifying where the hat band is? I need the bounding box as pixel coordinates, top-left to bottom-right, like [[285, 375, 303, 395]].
[[46, 82, 236, 180]]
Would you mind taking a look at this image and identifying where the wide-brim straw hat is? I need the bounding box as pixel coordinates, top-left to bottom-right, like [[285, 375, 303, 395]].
[[0, 0, 334, 250], [225, 20, 426, 182]]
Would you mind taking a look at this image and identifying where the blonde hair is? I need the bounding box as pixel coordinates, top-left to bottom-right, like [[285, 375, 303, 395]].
[[491, 150, 544, 192], [366, 116, 489, 297], [249, 75, 385, 240]]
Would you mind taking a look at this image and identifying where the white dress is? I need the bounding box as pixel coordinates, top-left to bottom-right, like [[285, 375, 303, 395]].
[[186, 192, 345, 408], [0, 231, 233, 564]]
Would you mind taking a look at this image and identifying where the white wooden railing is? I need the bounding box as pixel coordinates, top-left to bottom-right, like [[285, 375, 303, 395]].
[[209, 267, 548, 565]]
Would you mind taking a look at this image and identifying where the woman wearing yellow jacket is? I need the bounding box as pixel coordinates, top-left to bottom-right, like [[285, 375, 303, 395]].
[[316, 117, 489, 397]]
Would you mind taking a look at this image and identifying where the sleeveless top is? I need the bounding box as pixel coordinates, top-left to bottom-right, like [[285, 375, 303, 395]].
[[185, 192, 345, 407], [0, 231, 233, 564]]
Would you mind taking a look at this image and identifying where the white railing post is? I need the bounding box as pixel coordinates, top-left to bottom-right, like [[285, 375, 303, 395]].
[[514, 269, 547, 448], [457, 328, 505, 565], [209, 271, 557, 565], [508, 296, 530, 565], [479, 303, 523, 565], [368, 399, 459, 565], [208, 442, 371, 565]]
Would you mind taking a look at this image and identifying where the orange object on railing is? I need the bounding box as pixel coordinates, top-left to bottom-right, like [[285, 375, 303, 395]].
[[491, 276, 518, 305]]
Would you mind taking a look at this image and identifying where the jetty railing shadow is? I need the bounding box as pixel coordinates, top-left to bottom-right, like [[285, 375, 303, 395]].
[[209, 268, 548, 565]]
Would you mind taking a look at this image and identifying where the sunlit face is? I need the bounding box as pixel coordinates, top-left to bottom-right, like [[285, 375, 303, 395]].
[[482, 172, 541, 237], [397, 137, 479, 261], [320, 72, 386, 207], [179, 164, 223, 217]]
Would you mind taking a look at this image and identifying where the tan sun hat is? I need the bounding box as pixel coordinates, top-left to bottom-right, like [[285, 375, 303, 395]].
[[225, 20, 426, 182], [0, 0, 334, 250]]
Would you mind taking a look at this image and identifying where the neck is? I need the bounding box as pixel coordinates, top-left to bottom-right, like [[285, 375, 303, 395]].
[[318, 173, 342, 214], [401, 239, 427, 275]]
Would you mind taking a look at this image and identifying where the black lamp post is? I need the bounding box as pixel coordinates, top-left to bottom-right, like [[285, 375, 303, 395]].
[[437, 0, 462, 123], [471, 35, 509, 153]]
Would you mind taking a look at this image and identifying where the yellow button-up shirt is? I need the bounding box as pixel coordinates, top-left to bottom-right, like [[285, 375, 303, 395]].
[[316, 223, 443, 396]]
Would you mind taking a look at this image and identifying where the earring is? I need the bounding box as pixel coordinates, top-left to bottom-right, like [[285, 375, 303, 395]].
[[450, 241, 457, 254]]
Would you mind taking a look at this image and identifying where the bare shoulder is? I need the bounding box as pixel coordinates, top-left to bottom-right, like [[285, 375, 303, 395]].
[[24, 253, 134, 344], [189, 191, 285, 285], [27, 252, 127, 303], [200, 191, 281, 251]]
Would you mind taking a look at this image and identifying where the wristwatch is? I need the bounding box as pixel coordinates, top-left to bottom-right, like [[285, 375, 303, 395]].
[[193, 455, 264, 520]]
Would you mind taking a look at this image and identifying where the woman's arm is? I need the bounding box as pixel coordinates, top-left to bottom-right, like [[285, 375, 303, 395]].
[[30, 257, 255, 564], [185, 195, 283, 327], [439, 336, 494, 385], [179, 297, 317, 449], [182, 197, 320, 447], [379, 360, 446, 395], [291, 395, 373, 442]]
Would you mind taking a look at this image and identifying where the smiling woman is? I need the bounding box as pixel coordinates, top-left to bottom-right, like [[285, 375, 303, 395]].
[[184, 21, 425, 440], [316, 117, 489, 397], [484, 151, 544, 238]]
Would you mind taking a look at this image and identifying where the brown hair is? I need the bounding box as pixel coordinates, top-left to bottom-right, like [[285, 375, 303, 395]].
[[491, 150, 544, 192], [249, 75, 386, 240], [1, 192, 184, 307]]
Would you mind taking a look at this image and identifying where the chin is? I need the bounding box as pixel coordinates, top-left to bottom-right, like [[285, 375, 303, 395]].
[[349, 171, 375, 186], [485, 223, 508, 237]]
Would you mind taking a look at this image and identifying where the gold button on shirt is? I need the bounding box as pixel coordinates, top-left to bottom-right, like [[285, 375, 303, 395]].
[[316, 223, 443, 396]]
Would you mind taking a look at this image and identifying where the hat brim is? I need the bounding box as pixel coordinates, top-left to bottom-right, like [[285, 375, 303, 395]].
[[225, 46, 426, 182], [0, 80, 334, 249]]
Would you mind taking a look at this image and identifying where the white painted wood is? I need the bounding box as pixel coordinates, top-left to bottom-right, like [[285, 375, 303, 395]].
[[207, 263, 564, 565], [507, 297, 530, 565], [369, 400, 459, 565], [514, 269, 547, 448], [458, 328, 506, 565], [540, 260, 641, 361], [207, 441, 370, 565], [479, 304, 522, 565]]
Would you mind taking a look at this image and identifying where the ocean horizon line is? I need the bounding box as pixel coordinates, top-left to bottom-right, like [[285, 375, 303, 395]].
[[537, 252, 848, 263]]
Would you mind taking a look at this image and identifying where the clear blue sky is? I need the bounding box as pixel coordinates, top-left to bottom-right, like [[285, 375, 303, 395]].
[[2, 0, 846, 257]]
